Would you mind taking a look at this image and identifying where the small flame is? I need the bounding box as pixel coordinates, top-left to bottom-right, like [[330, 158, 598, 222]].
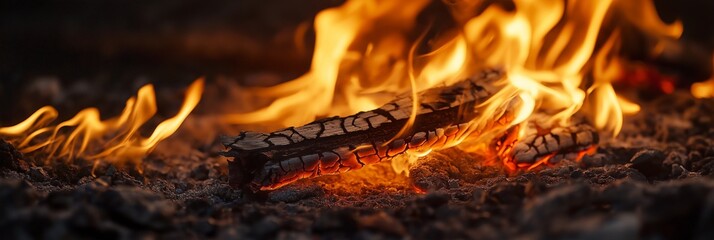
[[0, 79, 204, 166], [692, 80, 714, 99], [691, 54, 714, 99]]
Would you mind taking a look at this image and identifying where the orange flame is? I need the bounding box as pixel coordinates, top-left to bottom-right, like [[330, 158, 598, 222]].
[[693, 80, 714, 99], [223, 0, 681, 172], [0, 79, 204, 166], [691, 54, 714, 99], [221, 0, 433, 127]]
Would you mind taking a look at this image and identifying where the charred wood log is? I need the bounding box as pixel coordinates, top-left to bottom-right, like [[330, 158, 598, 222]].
[[222, 69, 507, 192], [496, 124, 599, 171]]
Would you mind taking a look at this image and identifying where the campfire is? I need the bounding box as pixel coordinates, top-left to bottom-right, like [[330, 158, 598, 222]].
[[1, 0, 713, 239], [221, 0, 681, 191]]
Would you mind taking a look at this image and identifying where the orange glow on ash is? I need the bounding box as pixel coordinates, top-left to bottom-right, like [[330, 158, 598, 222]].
[[618, 64, 679, 94], [576, 146, 599, 163], [412, 185, 427, 195], [0, 79, 204, 166]]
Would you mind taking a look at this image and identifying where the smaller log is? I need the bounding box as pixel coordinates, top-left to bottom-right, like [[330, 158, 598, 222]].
[[497, 124, 599, 170]]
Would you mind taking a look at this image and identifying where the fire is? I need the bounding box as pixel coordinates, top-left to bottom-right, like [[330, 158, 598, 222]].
[[222, 0, 432, 127], [693, 80, 714, 99], [223, 0, 681, 171], [0, 79, 204, 166]]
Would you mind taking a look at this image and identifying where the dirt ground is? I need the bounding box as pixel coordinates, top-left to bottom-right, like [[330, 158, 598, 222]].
[[1, 81, 712, 239]]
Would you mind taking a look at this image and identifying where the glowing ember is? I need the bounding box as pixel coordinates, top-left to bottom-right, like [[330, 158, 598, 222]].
[[691, 54, 714, 99], [0, 79, 204, 166], [222, 0, 683, 174], [693, 80, 714, 99]]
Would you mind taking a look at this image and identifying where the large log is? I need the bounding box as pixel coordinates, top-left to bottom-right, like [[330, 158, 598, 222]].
[[222, 68, 508, 192]]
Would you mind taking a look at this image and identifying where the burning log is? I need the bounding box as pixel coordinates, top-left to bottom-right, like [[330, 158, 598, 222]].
[[223, 69, 507, 192], [496, 124, 599, 171]]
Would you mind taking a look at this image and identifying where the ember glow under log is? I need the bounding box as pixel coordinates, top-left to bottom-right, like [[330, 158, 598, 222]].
[[223, 69, 510, 192], [495, 124, 599, 171]]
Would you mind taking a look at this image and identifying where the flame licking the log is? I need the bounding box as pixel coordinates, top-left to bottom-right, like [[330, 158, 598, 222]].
[[222, 0, 683, 176], [0, 80, 204, 167]]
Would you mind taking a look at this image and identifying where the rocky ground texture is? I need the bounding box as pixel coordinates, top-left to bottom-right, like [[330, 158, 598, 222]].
[[0, 89, 712, 240]]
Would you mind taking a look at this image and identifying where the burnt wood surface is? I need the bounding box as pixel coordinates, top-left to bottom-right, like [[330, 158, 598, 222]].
[[509, 124, 598, 169], [223, 69, 506, 192]]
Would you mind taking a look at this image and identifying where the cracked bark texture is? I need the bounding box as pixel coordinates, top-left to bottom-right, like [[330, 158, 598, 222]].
[[222, 69, 506, 192], [497, 124, 599, 170]]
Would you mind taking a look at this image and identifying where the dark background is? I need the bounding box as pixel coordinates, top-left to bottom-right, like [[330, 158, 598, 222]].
[[0, 0, 712, 123]]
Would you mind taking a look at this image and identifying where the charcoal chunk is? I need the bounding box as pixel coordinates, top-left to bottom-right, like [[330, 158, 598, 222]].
[[29, 167, 49, 181], [521, 183, 591, 228], [629, 149, 668, 179], [0, 139, 28, 172], [190, 164, 210, 181]]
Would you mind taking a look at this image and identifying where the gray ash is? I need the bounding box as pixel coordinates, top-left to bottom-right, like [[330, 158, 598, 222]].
[[0, 90, 713, 240]]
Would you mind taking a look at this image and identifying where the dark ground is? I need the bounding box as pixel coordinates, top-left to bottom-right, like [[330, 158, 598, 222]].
[[1, 1, 714, 239], [0, 85, 713, 240]]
